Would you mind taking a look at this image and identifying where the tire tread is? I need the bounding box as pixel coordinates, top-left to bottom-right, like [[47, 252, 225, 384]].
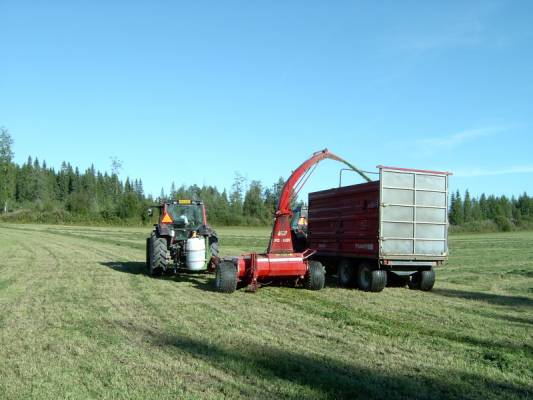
[[305, 261, 325, 290]]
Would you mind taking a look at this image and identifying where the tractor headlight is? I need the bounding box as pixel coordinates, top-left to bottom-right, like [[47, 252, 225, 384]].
[[169, 229, 175, 238]]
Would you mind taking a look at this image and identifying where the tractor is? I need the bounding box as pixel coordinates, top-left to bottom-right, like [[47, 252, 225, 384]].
[[146, 200, 218, 275]]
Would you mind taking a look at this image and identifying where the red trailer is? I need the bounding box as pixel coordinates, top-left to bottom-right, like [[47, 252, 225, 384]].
[[307, 166, 451, 292]]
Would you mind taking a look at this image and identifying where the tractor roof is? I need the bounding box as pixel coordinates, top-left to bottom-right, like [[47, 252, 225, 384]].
[[160, 200, 203, 206]]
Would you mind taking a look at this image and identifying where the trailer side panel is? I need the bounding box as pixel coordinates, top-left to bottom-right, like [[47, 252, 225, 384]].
[[308, 181, 380, 258]]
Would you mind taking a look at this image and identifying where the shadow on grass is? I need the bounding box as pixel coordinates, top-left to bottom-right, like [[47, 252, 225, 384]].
[[467, 308, 533, 326], [99, 261, 334, 293], [100, 261, 146, 275], [99, 261, 213, 291], [431, 288, 533, 308], [128, 325, 530, 400]]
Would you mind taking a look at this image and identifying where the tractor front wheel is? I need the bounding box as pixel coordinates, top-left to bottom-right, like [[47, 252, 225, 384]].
[[214, 261, 238, 293], [149, 232, 168, 276], [305, 261, 325, 290]]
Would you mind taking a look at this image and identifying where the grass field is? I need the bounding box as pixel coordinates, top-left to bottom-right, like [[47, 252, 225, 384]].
[[0, 224, 531, 399]]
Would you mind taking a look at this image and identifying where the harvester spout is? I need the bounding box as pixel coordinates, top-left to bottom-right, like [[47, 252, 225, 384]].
[[269, 149, 368, 253]]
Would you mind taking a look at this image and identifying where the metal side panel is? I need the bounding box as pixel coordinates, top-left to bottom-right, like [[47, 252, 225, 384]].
[[379, 167, 449, 259]]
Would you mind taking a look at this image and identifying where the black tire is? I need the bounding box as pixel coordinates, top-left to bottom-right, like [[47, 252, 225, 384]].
[[408, 268, 435, 291], [209, 238, 219, 258], [149, 232, 168, 276], [356, 263, 387, 292], [305, 260, 325, 290], [146, 237, 150, 269], [337, 259, 356, 288], [214, 261, 238, 293]]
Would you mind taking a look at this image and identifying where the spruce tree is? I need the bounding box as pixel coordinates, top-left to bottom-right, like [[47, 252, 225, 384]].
[[449, 192, 456, 223], [0, 128, 15, 212], [450, 190, 464, 225], [463, 190, 472, 223]]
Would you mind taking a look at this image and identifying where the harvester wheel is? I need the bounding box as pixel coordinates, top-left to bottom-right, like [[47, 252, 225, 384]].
[[149, 232, 167, 276], [357, 263, 387, 292], [305, 261, 325, 290], [337, 259, 356, 288], [408, 268, 435, 291], [214, 261, 238, 293]]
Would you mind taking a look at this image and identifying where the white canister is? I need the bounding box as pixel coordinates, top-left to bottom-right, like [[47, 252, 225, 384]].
[[185, 237, 206, 271]]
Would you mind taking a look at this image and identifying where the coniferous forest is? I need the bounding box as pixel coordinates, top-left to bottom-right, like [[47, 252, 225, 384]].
[[0, 128, 285, 226], [1, 128, 532, 230]]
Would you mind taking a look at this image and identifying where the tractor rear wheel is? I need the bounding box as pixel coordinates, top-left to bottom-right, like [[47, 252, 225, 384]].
[[337, 259, 356, 288], [356, 263, 387, 292], [408, 268, 436, 291], [214, 261, 238, 293], [305, 261, 325, 290], [149, 232, 168, 276], [145, 237, 150, 269]]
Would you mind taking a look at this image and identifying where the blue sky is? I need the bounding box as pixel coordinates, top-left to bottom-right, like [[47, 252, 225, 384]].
[[1, 0, 532, 200]]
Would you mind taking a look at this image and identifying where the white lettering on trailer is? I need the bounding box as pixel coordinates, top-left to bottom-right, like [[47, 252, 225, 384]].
[[355, 243, 374, 251], [277, 230, 288, 236]]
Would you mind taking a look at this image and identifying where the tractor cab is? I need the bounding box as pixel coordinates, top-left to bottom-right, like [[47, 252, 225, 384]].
[[162, 201, 206, 229], [152, 200, 206, 241], [291, 204, 309, 252]]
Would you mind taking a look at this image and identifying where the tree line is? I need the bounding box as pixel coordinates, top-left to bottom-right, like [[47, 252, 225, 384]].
[[0, 128, 285, 226], [1, 128, 532, 230], [448, 190, 533, 232]]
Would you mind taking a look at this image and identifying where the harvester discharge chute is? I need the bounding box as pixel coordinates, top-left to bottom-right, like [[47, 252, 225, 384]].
[[214, 149, 369, 293]]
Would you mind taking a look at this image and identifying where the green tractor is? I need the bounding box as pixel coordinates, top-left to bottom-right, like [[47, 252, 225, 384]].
[[146, 200, 219, 276]]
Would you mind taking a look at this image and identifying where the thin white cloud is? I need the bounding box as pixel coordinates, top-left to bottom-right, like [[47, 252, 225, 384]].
[[400, 1, 507, 53], [454, 165, 533, 177], [417, 126, 506, 149], [404, 21, 483, 52]]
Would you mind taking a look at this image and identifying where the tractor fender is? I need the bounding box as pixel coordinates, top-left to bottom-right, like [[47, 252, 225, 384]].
[[155, 223, 170, 237]]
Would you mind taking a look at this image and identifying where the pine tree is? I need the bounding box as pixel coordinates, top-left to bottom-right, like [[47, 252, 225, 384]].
[[170, 182, 176, 199], [229, 173, 246, 218], [243, 180, 268, 222], [471, 198, 482, 221], [463, 190, 472, 223], [449, 192, 456, 223], [0, 128, 15, 212], [479, 193, 488, 219], [449, 190, 464, 225]]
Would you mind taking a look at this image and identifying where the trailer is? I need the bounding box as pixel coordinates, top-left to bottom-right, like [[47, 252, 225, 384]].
[[307, 166, 451, 292]]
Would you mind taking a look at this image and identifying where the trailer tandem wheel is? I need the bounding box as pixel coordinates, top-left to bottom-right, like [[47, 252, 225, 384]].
[[408, 268, 436, 291], [337, 259, 356, 288], [356, 263, 387, 292]]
